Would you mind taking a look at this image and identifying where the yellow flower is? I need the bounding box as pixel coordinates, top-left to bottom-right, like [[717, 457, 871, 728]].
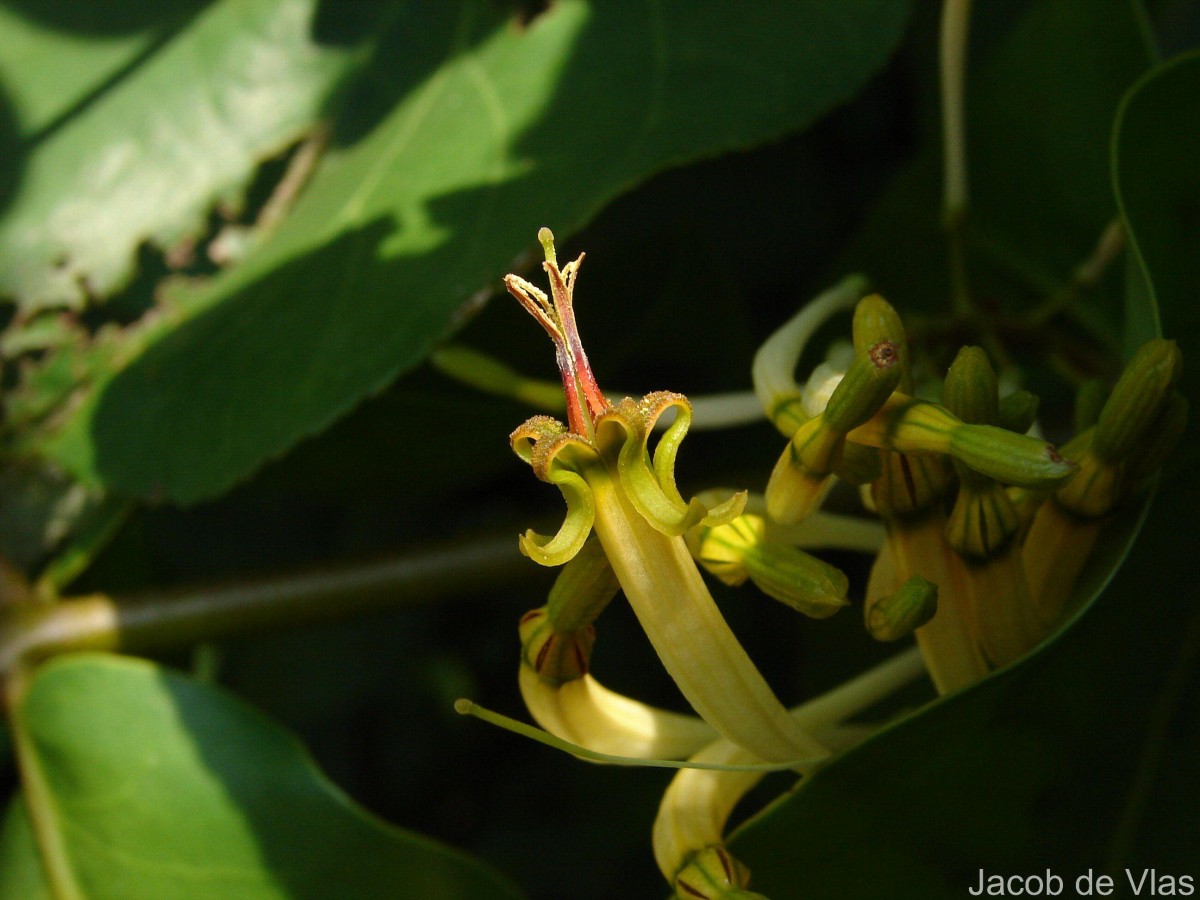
[[505, 229, 822, 763]]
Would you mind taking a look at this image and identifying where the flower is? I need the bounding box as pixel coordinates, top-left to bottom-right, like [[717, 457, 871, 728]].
[[505, 228, 823, 763]]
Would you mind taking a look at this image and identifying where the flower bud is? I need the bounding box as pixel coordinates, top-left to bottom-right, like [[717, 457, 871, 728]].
[[765, 444, 834, 525], [866, 575, 938, 641], [852, 294, 908, 363], [997, 389, 1040, 435], [742, 541, 850, 620], [1093, 338, 1182, 463], [943, 346, 998, 426], [689, 514, 850, 619], [685, 516, 761, 588], [948, 424, 1076, 489], [822, 342, 903, 434]]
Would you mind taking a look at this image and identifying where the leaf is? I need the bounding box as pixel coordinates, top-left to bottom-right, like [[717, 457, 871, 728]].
[[0, 0, 369, 311], [35, 0, 913, 504], [0, 798, 53, 900], [728, 49, 1200, 899], [4, 653, 525, 899]]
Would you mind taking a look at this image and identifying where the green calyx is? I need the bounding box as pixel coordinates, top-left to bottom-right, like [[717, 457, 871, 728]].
[[519, 607, 595, 687], [945, 481, 1021, 559], [865, 575, 938, 641], [871, 451, 952, 520], [673, 846, 766, 900]]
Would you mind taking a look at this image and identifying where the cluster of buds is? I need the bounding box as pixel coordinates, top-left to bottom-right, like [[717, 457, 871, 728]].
[[484, 232, 1183, 899]]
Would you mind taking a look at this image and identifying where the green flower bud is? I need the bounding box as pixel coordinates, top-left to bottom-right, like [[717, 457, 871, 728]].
[[997, 389, 1040, 435], [742, 541, 850, 620], [546, 536, 620, 633], [673, 846, 766, 900], [851, 397, 1074, 488], [689, 514, 849, 619], [943, 346, 998, 426], [519, 607, 595, 687], [822, 341, 903, 434], [1093, 338, 1182, 463], [948, 424, 1076, 489], [865, 575, 938, 641], [945, 482, 1021, 559], [852, 294, 908, 362]]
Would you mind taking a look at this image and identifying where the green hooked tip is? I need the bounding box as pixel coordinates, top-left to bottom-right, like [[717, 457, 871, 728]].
[[866, 575, 938, 642]]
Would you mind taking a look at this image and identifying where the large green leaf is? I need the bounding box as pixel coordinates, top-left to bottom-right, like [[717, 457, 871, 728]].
[[0, 0, 368, 311], [0, 653, 525, 899], [36, 0, 912, 504], [729, 49, 1199, 898], [0, 798, 53, 900]]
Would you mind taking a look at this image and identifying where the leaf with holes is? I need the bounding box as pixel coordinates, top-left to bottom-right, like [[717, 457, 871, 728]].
[[33, 0, 912, 504]]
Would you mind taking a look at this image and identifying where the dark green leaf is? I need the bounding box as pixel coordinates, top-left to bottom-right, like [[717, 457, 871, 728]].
[[37, 0, 912, 504], [7, 654, 525, 899], [730, 46, 1200, 899]]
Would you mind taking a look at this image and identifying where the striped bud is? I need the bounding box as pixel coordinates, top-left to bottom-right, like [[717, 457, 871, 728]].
[[943, 346, 999, 426], [673, 846, 765, 900], [866, 575, 938, 641], [871, 451, 953, 520], [743, 542, 850, 620], [822, 342, 903, 434], [518, 608, 595, 687], [944, 482, 1021, 559], [1093, 339, 1182, 463]]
